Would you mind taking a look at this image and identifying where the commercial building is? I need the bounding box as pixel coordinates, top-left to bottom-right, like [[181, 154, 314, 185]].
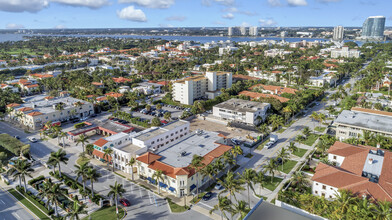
[[249, 26, 258, 36], [331, 46, 360, 58], [334, 107, 392, 140], [213, 98, 270, 125], [312, 141, 392, 202], [173, 71, 232, 105], [240, 26, 247, 35], [132, 82, 162, 95], [7, 94, 94, 130], [228, 27, 233, 36], [308, 71, 338, 87], [361, 16, 386, 40], [333, 26, 344, 41], [136, 130, 232, 197]]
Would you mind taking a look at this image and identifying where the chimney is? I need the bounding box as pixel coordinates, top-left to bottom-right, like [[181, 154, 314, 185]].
[[368, 158, 374, 164]]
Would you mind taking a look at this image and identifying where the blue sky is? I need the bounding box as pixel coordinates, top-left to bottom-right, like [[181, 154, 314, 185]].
[[0, 0, 390, 29]]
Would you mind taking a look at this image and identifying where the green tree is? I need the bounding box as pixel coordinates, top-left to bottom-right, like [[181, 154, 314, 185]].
[[231, 145, 243, 164], [46, 182, 67, 217], [74, 162, 90, 191], [86, 167, 101, 197], [218, 171, 245, 205], [164, 112, 172, 121], [241, 168, 256, 207], [107, 181, 126, 215], [152, 170, 165, 194], [7, 159, 34, 192], [126, 157, 136, 181], [76, 134, 89, 153], [210, 196, 232, 220], [254, 171, 266, 195], [190, 155, 204, 195], [264, 159, 278, 183], [200, 164, 217, 187], [65, 200, 88, 220], [103, 147, 114, 171], [232, 200, 251, 220], [288, 142, 298, 153], [277, 148, 289, 170], [151, 117, 161, 127], [47, 149, 68, 178]]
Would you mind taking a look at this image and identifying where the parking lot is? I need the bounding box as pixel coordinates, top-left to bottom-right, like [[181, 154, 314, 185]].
[[121, 104, 186, 123]]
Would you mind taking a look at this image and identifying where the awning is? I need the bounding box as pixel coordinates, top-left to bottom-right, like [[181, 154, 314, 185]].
[[190, 184, 196, 192], [168, 187, 176, 192], [159, 182, 168, 188], [148, 177, 156, 184]]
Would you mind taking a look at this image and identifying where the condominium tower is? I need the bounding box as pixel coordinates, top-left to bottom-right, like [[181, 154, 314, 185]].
[[333, 26, 344, 41], [361, 16, 385, 40]]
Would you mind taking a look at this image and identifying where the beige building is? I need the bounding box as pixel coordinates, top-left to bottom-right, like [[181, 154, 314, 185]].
[[7, 94, 94, 130], [173, 71, 232, 105]]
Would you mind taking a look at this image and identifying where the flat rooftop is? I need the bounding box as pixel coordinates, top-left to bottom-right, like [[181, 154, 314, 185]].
[[155, 130, 225, 168], [134, 120, 189, 142], [19, 94, 90, 114], [214, 98, 270, 113], [68, 119, 133, 136], [335, 110, 392, 134], [363, 151, 384, 177], [246, 201, 311, 220]]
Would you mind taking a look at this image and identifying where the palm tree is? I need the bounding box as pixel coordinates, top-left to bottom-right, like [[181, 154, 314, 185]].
[[76, 134, 89, 153], [152, 170, 165, 194], [74, 163, 90, 191], [231, 145, 243, 163], [218, 171, 245, 204], [58, 131, 67, 148], [200, 164, 217, 187], [46, 182, 67, 217], [333, 190, 356, 218], [190, 155, 204, 195], [47, 149, 68, 178], [361, 130, 373, 145], [164, 112, 172, 121], [373, 201, 392, 220], [254, 171, 266, 195], [223, 152, 236, 170], [268, 115, 284, 131], [302, 126, 311, 138], [257, 124, 270, 142], [86, 167, 101, 197], [264, 159, 278, 183], [210, 196, 232, 220], [374, 134, 384, 148], [107, 181, 126, 215], [277, 148, 289, 170], [103, 147, 114, 171], [241, 168, 256, 207], [86, 144, 94, 156], [232, 200, 251, 220], [65, 200, 88, 220], [126, 157, 136, 180], [291, 171, 308, 191], [7, 159, 34, 192], [38, 178, 54, 210], [288, 142, 298, 153]]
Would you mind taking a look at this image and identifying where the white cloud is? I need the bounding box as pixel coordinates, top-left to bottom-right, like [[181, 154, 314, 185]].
[[118, 0, 175, 9], [222, 13, 234, 19], [117, 6, 147, 22], [213, 20, 226, 25], [241, 22, 250, 27], [259, 18, 277, 26], [202, 0, 235, 6], [159, 23, 174, 27], [268, 0, 282, 7], [51, 0, 109, 8], [317, 0, 340, 2], [0, 0, 49, 13], [54, 24, 66, 29], [223, 7, 237, 13], [6, 23, 25, 29], [287, 0, 307, 6], [166, 15, 186, 21]]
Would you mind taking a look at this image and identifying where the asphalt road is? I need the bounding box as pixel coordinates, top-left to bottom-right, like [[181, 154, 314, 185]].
[[0, 186, 37, 220]]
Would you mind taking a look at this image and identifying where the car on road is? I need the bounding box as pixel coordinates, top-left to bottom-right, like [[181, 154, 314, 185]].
[[161, 120, 168, 124], [28, 137, 38, 143], [231, 138, 241, 145], [215, 183, 223, 190], [202, 192, 213, 201], [119, 198, 131, 207], [14, 135, 20, 139]]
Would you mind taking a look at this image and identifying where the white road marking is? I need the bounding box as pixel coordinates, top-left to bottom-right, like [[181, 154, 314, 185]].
[[14, 213, 20, 219], [198, 202, 214, 209], [148, 192, 153, 204], [0, 199, 5, 204]]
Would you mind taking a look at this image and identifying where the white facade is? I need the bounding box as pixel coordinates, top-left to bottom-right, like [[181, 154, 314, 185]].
[[333, 26, 344, 41], [173, 72, 232, 105], [331, 47, 360, 58], [312, 181, 339, 200], [132, 82, 162, 95], [328, 153, 345, 166]]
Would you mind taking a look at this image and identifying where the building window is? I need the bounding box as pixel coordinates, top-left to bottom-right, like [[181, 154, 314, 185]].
[[315, 183, 318, 185], [321, 193, 326, 197], [329, 195, 332, 199], [322, 185, 326, 190], [315, 190, 318, 194], [152, 141, 155, 144], [333, 156, 337, 160]]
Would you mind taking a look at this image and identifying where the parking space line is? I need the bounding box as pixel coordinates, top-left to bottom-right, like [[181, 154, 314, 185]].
[[198, 202, 213, 209]]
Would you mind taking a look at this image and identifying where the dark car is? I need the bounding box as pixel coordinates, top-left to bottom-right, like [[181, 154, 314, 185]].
[[102, 200, 111, 207], [202, 192, 213, 201], [14, 135, 20, 139], [119, 198, 131, 207], [90, 114, 97, 117]]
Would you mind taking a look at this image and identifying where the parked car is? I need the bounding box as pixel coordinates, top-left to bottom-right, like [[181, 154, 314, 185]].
[[90, 114, 97, 117], [14, 135, 20, 139], [119, 198, 131, 207], [202, 192, 213, 201], [161, 120, 168, 124], [231, 138, 241, 145], [28, 137, 38, 143], [215, 183, 223, 190]]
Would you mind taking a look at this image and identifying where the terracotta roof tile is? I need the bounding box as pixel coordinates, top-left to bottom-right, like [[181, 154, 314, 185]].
[[351, 107, 392, 118], [239, 91, 290, 103], [6, 103, 20, 108], [136, 152, 162, 164], [94, 138, 108, 147], [18, 107, 33, 112], [27, 111, 43, 116], [92, 149, 111, 162]]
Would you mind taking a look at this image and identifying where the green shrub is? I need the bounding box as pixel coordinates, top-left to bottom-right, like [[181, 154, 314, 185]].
[[28, 175, 45, 185], [74, 122, 86, 129], [0, 133, 25, 155]]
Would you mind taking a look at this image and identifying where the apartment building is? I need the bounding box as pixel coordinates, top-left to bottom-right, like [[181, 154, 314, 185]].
[[308, 71, 338, 87], [331, 46, 360, 58], [312, 141, 392, 202], [213, 98, 270, 125], [136, 130, 232, 197], [334, 107, 392, 140], [132, 82, 162, 95], [173, 71, 232, 105], [7, 94, 94, 130]]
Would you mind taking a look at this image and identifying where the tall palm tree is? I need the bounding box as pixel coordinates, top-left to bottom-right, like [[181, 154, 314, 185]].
[[107, 181, 126, 215], [223, 151, 236, 171], [254, 171, 266, 195], [58, 131, 67, 148], [218, 171, 245, 204], [46, 182, 67, 217], [47, 149, 68, 178], [231, 145, 243, 164], [200, 164, 217, 187], [333, 190, 356, 218], [126, 157, 136, 180], [86, 167, 101, 197], [103, 147, 114, 171], [74, 163, 90, 191], [214, 158, 224, 174], [210, 196, 232, 220], [241, 168, 256, 207], [65, 200, 88, 220], [257, 124, 270, 142], [76, 134, 89, 153], [7, 159, 34, 192], [152, 170, 165, 194], [277, 148, 289, 170], [38, 178, 54, 210], [291, 171, 308, 191], [190, 155, 204, 195], [288, 142, 298, 153], [231, 200, 251, 220], [361, 130, 373, 145], [373, 201, 392, 220], [264, 159, 277, 183]]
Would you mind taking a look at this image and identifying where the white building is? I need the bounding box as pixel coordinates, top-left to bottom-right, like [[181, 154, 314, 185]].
[[308, 71, 338, 87], [218, 46, 239, 56], [213, 98, 270, 125], [333, 26, 344, 41], [249, 26, 258, 36], [132, 82, 162, 95], [331, 46, 360, 58], [264, 49, 292, 58], [240, 26, 247, 35], [173, 71, 232, 105]]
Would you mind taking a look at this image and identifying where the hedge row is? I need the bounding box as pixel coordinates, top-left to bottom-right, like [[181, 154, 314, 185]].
[[16, 185, 54, 215], [0, 133, 24, 155]]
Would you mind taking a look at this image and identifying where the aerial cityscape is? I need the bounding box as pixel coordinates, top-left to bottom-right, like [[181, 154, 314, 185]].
[[0, 0, 392, 220]]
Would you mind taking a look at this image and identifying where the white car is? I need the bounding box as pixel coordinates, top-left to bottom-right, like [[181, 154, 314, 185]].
[[28, 137, 38, 143]]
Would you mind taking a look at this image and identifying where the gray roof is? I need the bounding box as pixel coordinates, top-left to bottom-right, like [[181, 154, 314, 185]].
[[245, 202, 311, 220], [134, 120, 189, 142], [335, 110, 392, 134], [154, 130, 225, 168], [363, 151, 384, 177], [214, 98, 270, 113]]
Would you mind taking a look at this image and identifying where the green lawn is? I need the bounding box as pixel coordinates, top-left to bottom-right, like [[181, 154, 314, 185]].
[[300, 134, 319, 146], [167, 198, 189, 213], [314, 126, 326, 133], [76, 157, 90, 166], [277, 160, 298, 174], [8, 188, 50, 220], [83, 206, 125, 220], [292, 148, 308, 158], [264, 176, 283, 191]]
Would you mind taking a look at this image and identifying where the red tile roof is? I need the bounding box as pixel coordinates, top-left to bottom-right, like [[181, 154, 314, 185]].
[[18, 107, 33, 112], [6, 103, 20, 108], [239, 91, 290, 103], [351, 107, 392, 118], [92, 82, 104, 86], [232, 74, 260, 81], [94, 138, 108, 147], [137, 152, 162, 164], [112, 77, 132, 83], [27, 111, 43, 116], [105, 92, 123, 98], [92, 149, 111, 162], [249, 84, 298, 95]]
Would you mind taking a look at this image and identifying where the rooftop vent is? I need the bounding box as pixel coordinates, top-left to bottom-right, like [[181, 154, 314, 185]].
[[368, 158, 374, 164]]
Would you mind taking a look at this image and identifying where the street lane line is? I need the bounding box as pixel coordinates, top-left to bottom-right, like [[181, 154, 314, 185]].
[[198, 202, 213, 209], [14, 213, 20, 219], [0, 199, 4, 204]]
